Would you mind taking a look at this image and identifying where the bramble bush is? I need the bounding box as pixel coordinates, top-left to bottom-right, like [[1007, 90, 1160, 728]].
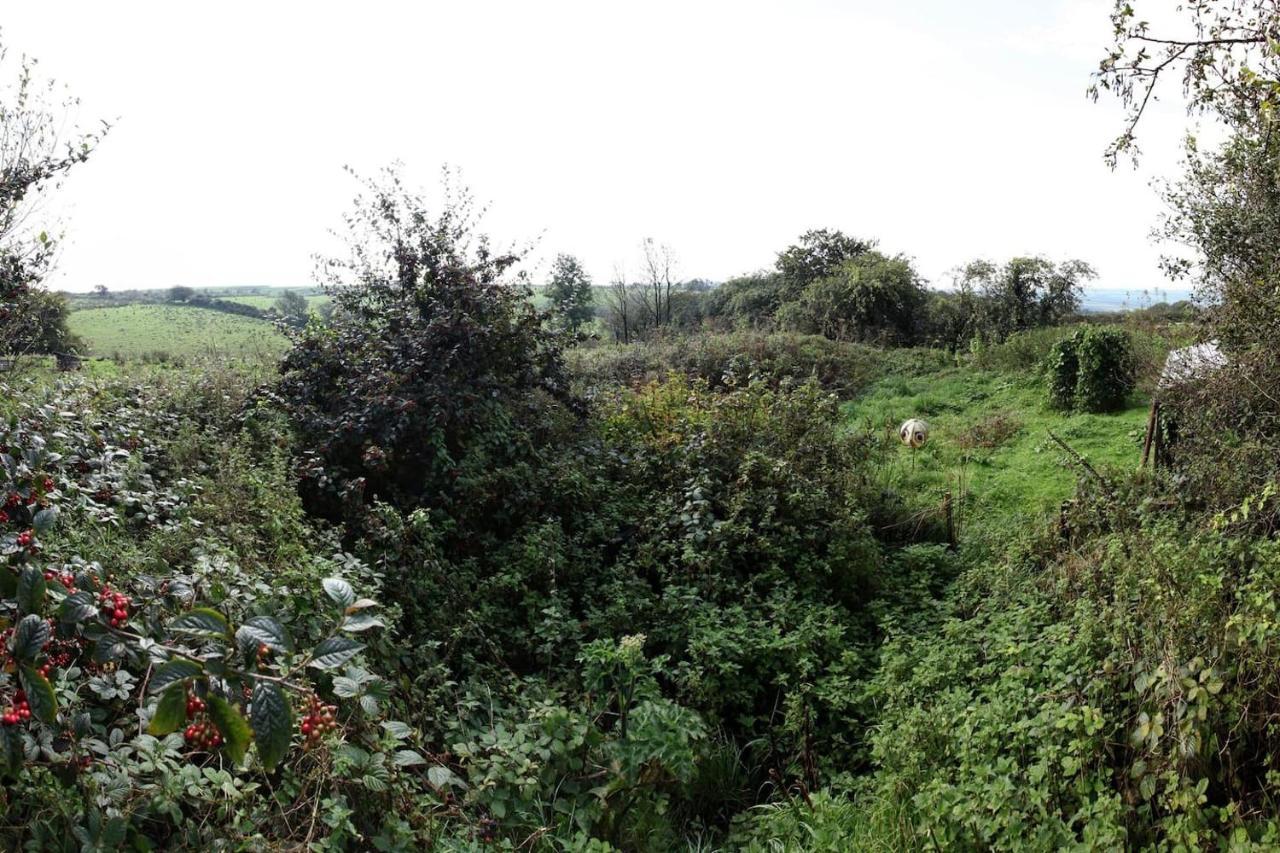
[[0, 371, 456, 850]]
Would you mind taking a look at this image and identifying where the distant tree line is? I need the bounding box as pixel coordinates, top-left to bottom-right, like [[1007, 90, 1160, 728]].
[[551, 229, 1098, 350]]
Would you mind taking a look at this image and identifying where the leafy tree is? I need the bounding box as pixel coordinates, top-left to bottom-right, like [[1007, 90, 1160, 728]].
[[273, 289, 309, 325], [1093, 0, 1280, 164], [167, 285, 194, 303], [544, 253, 594, 332], [778, 251, 928, 344], [0, 39, 104, 357], [775, 229, 874, 296], [954, 257, 1092, 341]]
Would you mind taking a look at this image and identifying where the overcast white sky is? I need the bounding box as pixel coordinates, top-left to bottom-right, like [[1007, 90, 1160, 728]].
[[5, 0, 1196, 294]]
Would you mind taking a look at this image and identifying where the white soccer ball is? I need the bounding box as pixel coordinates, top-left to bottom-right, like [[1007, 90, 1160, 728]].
[[899, 418, 929, 449]]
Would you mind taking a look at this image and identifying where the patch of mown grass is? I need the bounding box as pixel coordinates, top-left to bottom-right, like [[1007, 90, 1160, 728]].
[[844, 366, 1150, 545]]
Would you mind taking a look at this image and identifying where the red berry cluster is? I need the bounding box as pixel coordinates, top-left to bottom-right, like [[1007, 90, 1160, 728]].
[[300, 695, 337, 748], [2, 691, 30, 726], [477, 817, 499, 843], [43, 569, 77, 592], [38, 637, 78, 678], [184, 719, 223, 750], [183, 693, 223, 750], [98, 587, 131, 628], [40, 477, 54, 493], [3, 493, 18, 510], [15, 529, 32, 548]]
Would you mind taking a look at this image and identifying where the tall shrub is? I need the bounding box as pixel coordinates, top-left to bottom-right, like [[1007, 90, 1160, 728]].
[[1044, 328, 1134, 413], [277, 168, 578, 542]]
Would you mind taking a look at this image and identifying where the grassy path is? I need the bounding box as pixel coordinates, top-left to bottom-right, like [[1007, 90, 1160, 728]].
[[843, 366, 1150, 544]]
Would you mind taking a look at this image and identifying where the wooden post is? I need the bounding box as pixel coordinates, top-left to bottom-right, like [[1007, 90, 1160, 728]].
[[1141, 399, 1159, 469], [1152, 403, 1164, 469], [943, 490, 956, 551]]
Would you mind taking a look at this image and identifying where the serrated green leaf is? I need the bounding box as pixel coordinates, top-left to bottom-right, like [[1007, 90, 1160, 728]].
[[339, 612, 385, 633], [148, 684, 187, 736], [250, 680, 291, 772], [148, 659, 203, 694], [16, 568, 45, 615], [322, 577, 355, 609], [393, 749, 427, 767], [206, 694, 252, 765], [169, 608, 229, 638], [308, 636, 363, 670], [346, 598, 378, 612], [332, 676, 361, 698], [11, 614, 50, 662], [236, 615, 292, 653], [19, 666, 56, 724], [381, 721, 413, 740]]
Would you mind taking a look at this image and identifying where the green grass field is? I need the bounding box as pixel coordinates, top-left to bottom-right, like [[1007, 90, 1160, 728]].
[[220, 292, 330, 310], [69, 304, 288, 361], [844, 365, 1150, 545]]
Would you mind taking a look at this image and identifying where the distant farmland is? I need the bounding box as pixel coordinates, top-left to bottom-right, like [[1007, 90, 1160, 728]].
[[69, 304, 288, 360]]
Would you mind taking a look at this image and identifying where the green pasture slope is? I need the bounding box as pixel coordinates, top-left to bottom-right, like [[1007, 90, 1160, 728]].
[[845, 365, 1150, 544], [220, 292, 330, 310], [69, 304, 288, 360]]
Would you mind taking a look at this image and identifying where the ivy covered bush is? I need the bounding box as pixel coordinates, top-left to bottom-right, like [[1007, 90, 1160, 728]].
[[1044, 327, 1135, 413]]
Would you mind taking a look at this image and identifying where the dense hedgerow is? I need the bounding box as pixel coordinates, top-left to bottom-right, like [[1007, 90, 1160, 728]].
[[566, 331, 951, 396]]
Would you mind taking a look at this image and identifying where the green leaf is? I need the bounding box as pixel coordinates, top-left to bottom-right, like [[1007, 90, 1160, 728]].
[[148, 658, 203, 694], [206, 694, 252, 765], [59, 591, 98, 623], [236, 615, 292, 653], [393, 749, 427, 767], [148, 684, 187, 736], [250, 680, 292, 772], [332, 676, 361, 698], [0, 726, 22, 774], [322, 577, 355, 609], [428, 764, 465, 788], [339, 612, 385, 633], [0, 568, 16, 599], [381, 720, 413, 740], [169, 608, 230, 639], [16, 568, 45, 615], [11, 614, 50, 662], [308, 636, 363, 670], [93, 637, 126, 664], [31, 506, 57, 533], [19, 666, 56, 724]]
